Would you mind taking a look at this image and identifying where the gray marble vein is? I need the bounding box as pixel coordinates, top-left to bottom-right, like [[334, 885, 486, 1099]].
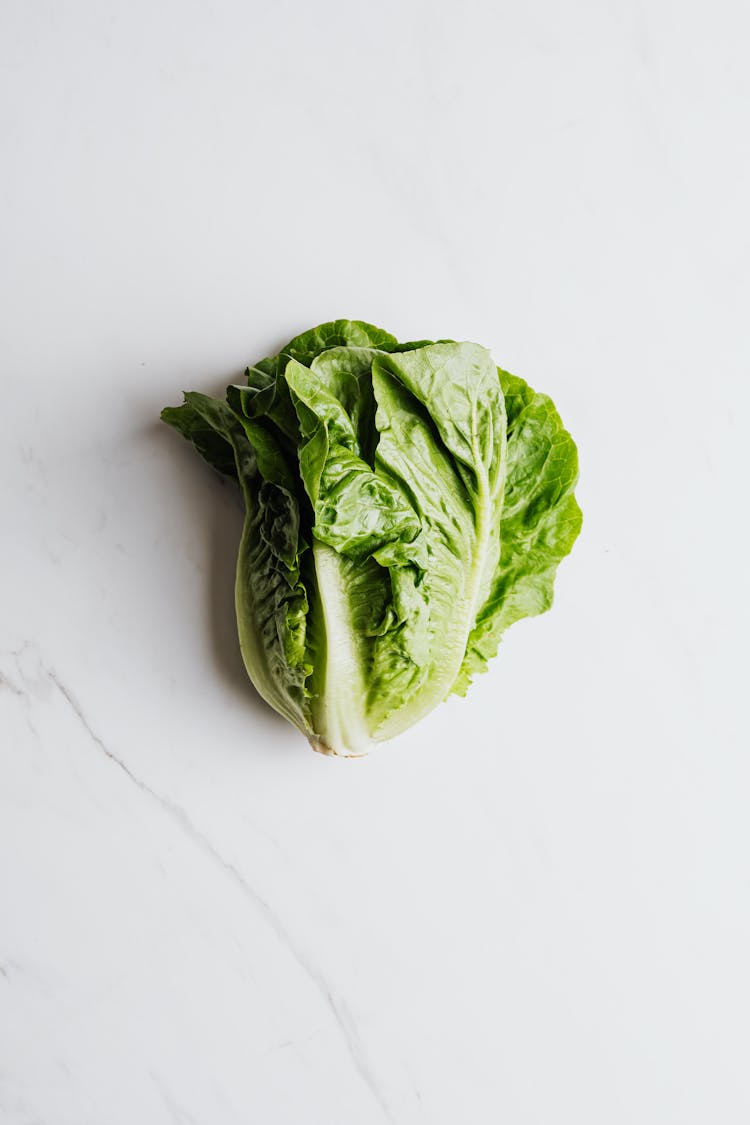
[[40, 664, 393, 1122], [150, 1071, 201, 1125], [0, 670, 25, 697]]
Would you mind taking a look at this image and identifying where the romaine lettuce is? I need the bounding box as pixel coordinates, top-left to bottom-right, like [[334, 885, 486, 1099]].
[[162, 321, 581, 756]]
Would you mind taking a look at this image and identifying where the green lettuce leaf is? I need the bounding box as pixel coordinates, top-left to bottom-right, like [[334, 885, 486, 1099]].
[[365, 343, 506, 739], [161, 391, 313, 735], [452, 370, 582, 695]]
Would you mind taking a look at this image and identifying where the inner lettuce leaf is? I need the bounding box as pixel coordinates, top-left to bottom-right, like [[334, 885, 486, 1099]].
[[161, 321, 581, 756]]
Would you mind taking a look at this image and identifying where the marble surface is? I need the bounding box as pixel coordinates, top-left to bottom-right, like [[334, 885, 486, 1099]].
[[2, 1, 749, 1122]]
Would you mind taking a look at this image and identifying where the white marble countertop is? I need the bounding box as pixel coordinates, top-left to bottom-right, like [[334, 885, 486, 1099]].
[[2, 1, 749, 1122]]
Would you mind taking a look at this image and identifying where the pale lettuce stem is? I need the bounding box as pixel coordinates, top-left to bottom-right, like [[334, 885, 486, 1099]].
[[310, 541, 374, 757]]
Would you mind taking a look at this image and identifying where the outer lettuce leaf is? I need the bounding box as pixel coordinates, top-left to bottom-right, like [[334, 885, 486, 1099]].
[[161, 392, 313, 735], [367, 344, 506, 738], [452, 370, 582, 695], [161, 393, 239, 480]]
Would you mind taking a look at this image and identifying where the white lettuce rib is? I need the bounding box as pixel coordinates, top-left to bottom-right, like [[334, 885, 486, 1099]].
[[310, 541, 373, 757]]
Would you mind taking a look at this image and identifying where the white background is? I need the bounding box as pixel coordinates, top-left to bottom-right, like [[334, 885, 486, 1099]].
[[1, 1, 748, 1122]]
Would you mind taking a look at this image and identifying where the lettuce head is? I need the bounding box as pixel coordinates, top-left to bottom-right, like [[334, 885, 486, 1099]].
[[162, 321, 581, 757]]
